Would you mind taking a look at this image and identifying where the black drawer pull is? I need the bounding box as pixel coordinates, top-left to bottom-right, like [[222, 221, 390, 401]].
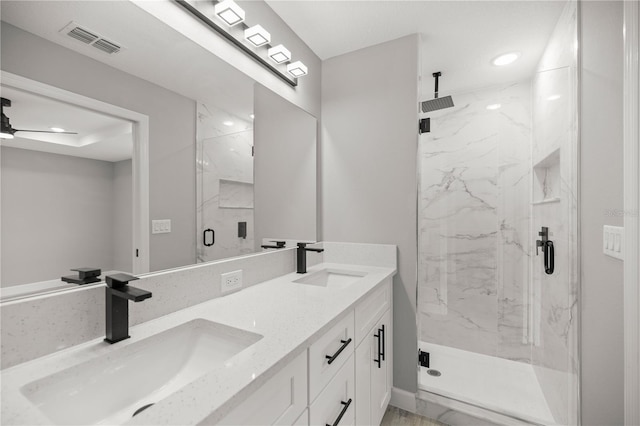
[[325, 338, 352, 365], [374, 329, 381, 368], [325, 398, 352, 426], [381, 324, 386, 361]]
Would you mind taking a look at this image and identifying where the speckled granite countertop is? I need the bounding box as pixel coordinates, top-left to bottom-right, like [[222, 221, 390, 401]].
[[1, 262, 395, 425]]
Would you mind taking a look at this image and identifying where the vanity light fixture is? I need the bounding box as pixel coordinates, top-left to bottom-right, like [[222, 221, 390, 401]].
[[214, 0, 245, 27], [175, 0, 306, 86], [486, 104, 502, 110], [287, 61, 308, 78], [244, 25, 270, 47], [268, 44, 291, 64], [492, 52, 520, 66]]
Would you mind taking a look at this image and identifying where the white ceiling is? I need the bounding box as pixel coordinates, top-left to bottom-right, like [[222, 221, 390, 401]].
[[0, 85, 133, 162], [265, 0, 566, 96], [0, 0, 565, 117]]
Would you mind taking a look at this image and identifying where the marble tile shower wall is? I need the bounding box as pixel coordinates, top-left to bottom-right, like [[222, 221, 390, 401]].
[[196, 102, 255, 263], [418, 81, 533, 362]]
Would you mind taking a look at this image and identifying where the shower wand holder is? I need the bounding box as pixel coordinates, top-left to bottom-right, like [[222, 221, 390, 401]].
[[536, 227, 555, 275]]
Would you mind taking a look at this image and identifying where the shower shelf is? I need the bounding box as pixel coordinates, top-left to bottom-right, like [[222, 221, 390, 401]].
[[532, 197, 561, 205]]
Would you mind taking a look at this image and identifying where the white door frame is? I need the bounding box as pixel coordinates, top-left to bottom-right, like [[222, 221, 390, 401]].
[[0, 71, 150, 274], [623, 2, 640, 425]]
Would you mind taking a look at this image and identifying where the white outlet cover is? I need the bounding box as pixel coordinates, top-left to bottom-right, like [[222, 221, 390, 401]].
[[151, 219, 171, 234], [603, 225, 624, 260], [221, 270, 242, 293]]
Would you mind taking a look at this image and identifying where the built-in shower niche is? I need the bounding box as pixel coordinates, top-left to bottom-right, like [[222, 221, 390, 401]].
[[219, 179, 254, 209], [533, 149, 561, 205]]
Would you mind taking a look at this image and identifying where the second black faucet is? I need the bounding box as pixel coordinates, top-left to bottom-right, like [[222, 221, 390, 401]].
[[297, 242, 324, 274]]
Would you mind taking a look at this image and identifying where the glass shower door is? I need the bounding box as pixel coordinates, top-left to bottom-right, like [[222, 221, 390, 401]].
[[417, 3, 578, 422]]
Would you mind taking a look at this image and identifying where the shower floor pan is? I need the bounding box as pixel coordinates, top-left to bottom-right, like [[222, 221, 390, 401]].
[[418, 342, 557, 426]]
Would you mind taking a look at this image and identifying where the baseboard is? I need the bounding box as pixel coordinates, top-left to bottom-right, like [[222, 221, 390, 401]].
[[390, 387, 417, 413]]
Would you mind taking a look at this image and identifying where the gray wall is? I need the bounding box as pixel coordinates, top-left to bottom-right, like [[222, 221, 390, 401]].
[[113, 159, 132, 273], [1, 147, 116, 286], [320, 35, 420, 393], [1, 23, 196, 273], [580, 1, 625, 424], [254, 84, 317, 246]]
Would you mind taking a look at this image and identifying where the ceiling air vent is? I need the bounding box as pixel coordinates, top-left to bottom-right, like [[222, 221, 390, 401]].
[[59, 22, 123, 55], [93, 39, 121, 55], [67, 26, 99, 44]]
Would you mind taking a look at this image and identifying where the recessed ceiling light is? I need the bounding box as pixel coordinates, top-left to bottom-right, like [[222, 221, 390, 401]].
[[486, 104, 501, 110], [244, 25, 270, 47], [547, 94, 561, 101], [50, 127, 66, 132], [492, 52, 520, 66], [268, 44, 291, 64], [214, 0, 245, 27], [287, 61, 308, 78], [223, 121, 234, 126]]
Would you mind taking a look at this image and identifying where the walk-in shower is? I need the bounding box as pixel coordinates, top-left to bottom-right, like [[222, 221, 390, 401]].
[[416, 1, 579, 424]]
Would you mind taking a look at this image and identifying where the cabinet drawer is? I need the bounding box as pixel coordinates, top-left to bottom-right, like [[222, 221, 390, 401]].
[[216, 350, 308, 425], [309, 353, 355, 426], [354, 278, 391, 346], [309, 311, 355, 401]]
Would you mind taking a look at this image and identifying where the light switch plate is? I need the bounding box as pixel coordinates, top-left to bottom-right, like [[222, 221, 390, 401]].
[[221, 270, 242, 293], [603, 225, 624, 260], [152, 219, 171, 234]]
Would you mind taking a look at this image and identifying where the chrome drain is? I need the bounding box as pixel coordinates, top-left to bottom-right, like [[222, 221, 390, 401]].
[[427, 369, 441, 377], [132, 403, 155, 417]]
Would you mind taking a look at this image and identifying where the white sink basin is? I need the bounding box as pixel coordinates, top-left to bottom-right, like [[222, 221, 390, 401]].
[[293, 268, 367, 288], [20, 319, 262, 425]]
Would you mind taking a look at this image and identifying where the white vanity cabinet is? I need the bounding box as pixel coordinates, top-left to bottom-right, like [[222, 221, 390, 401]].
[[215, 278, 392, 426], [354, 279, 392, 426]]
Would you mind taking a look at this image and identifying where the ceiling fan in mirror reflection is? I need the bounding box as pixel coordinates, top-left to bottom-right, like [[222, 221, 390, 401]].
[[0, 97, 78, 139]]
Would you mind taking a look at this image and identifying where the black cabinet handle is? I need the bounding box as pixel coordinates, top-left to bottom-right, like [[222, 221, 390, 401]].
[[374, 329, 381, 368], [380, 324, 386, 361], [325, 399, 352, 426], [325, 338, 352, 365], [545, 241, 554, 275], [203, 229, 214, 247]]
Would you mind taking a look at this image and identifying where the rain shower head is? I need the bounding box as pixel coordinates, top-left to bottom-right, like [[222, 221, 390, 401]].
[[420, 72, 454, 113]]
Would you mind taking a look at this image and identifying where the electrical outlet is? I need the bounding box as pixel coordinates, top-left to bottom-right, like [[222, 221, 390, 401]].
[[221, 270, 242, 293]]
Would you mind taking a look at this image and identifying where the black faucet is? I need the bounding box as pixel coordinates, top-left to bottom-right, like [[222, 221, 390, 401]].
[[261, 240, 286, 249], [104, 273, 152, 344], [297, 242, 324, 274]]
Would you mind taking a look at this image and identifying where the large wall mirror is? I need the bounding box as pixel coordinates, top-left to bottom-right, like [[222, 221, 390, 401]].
[[0, 0, 317, 300]]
